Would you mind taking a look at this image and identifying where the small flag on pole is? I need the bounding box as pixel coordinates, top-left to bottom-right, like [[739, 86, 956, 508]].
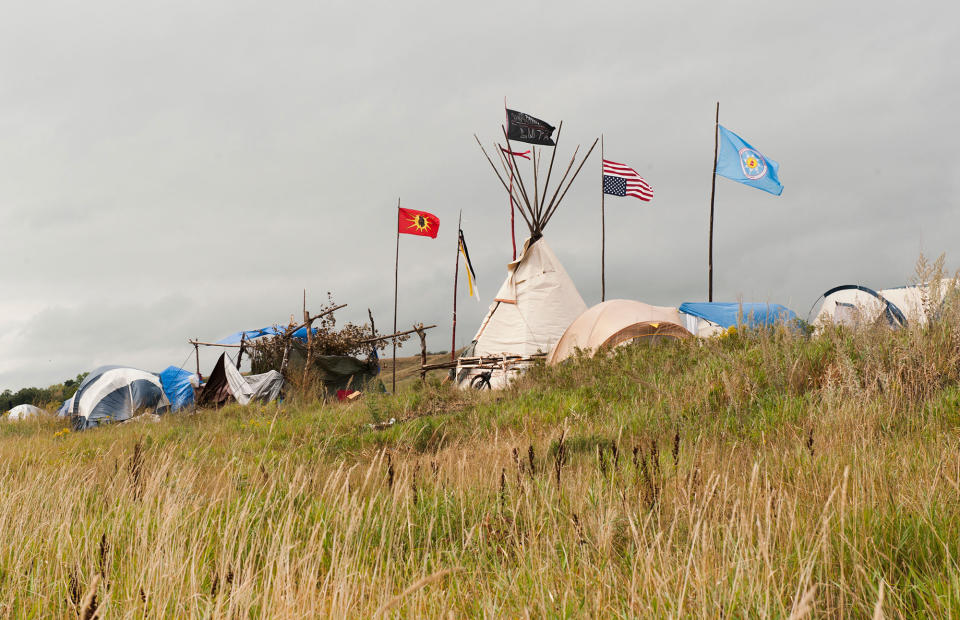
[[715, 126, 783, 195], [501, 147, 531, 161], [602, 159, 653, 201], [398, 208, 440, 238], [506, 109, 556, 146], [458, 229, 479, 299]]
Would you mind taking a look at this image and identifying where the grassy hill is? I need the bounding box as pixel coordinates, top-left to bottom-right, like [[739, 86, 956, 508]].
[[2, 322, 960, 616]]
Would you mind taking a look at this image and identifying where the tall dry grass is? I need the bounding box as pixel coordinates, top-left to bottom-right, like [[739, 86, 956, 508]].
[[1, 261, 960, 616]]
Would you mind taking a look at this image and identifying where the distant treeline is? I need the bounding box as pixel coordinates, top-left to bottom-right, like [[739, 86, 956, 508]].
[[0, 373, 88, 412]]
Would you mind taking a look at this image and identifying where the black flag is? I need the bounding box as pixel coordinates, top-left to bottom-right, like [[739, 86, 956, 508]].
[[506, 109, 556, 146]]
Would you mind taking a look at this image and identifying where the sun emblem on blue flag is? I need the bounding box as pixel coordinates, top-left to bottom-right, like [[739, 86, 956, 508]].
[[738, 147, 767, 180]]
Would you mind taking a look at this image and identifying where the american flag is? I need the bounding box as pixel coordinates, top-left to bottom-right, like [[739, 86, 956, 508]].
[[603, 159, 653, 202]]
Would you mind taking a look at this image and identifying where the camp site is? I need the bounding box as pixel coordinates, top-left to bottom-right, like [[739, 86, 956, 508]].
[[1, 2, 959, 617]]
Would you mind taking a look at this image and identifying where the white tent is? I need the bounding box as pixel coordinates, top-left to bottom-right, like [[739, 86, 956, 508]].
[[813, 279, 956, 329], [879, 279, 955, 325], [7, 404, 46, 422], [813, 285, 895, 329]]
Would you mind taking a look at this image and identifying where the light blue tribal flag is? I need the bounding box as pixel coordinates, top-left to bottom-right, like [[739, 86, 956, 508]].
[[715, 125, 783, 196]]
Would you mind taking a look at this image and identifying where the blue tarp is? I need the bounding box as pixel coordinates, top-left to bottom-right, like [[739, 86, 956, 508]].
[[679, 302, 798, 329], [217, 325, 317, 345], [159, 366, 196, 411]]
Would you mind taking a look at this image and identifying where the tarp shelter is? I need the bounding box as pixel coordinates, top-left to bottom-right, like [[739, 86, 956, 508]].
[[7, 404, 45, 422], [679, 302, 799, 337], [548, 300, 691, 365], [307, 355, 380, 394], [197, 354, 284, 407], [71, 366, 170, 430], [812, 285, 907, 329], [159, 366, 199, 411], [249, 339, 383, 396]]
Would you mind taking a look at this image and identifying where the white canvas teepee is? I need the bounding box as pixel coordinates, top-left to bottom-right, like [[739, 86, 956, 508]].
[[462, 117, 598, 389], [472, 236, 587, 357]]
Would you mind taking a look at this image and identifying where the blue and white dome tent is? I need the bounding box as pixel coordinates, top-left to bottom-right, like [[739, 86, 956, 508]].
[[71, 366, 170, 430]]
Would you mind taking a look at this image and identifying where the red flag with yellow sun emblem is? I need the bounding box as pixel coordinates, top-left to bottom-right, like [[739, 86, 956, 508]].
[[398, 208, 440, 238]]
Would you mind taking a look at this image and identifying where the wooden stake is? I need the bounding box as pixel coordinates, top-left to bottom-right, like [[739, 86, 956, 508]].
[[236, 333, 245, 370], [709, 102, 719, 302], [280, 336, 292, 376], [302, 296, 313, 389], [601, 134, 606, 302], [367, 308, 377, 348], [452, 210, 461, 363], [194, 341, 200, 377], [393, 198, 400, 394], [416, 323, 428, 382]]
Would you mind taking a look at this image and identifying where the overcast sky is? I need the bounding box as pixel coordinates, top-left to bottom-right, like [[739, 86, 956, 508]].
[[1, 1, 957, 390]]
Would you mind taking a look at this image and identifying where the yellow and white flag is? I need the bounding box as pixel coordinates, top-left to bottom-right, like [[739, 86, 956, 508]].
[[459, 229, 479, 299]]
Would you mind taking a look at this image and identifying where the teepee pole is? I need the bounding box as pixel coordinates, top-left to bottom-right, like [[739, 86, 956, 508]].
[[451, 210, 462, 363], [495, 147, 535, 233], [539, 145, 580, 226], [475, 135, 534, 236], [542, 138, 599, 228], [709, 102, 719, 302], [601, 134, 606, 302], [392, 197, 400, 394], [501, 126, 536, 231], [537, 121, 563, 220]]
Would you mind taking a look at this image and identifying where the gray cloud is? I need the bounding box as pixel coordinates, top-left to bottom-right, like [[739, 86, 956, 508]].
[[1, 0, 958, 389]]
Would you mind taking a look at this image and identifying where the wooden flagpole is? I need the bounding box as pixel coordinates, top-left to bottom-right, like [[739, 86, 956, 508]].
[[601, 134, 606, 302], [509, 164, 516, 260], [451, 210, 462, 362], [708, 102, 719, 302], [532, 146, 539, 225], [393, 197, 400, 393], [505, 96, 516, 259]]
